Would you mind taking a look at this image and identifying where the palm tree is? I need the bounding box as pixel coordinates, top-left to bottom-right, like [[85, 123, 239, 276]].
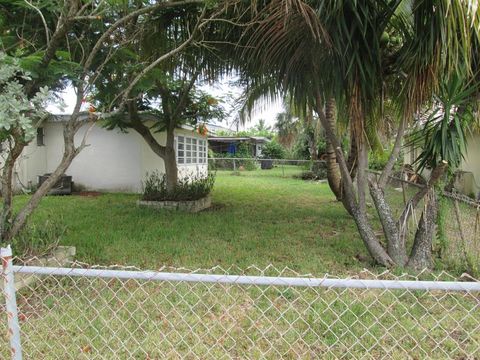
[[226, 0, 480, 268], [274, 110, 298, 150]]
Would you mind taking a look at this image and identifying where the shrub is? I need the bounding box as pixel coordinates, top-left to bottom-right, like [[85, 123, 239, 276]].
[[238, 159, 258, 171], [236, 142, 253, 157], [261, 140, 286, 159], [142, 171, 215, 201], [210, 151, 258, 171], [369, 145, 404, 171], [369, 150, 390, 171], [295, 163, 328, 180], [12, 218, 67, 259]]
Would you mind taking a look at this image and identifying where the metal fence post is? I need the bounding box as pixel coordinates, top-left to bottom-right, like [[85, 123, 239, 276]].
[[1, 245, 23, 360]]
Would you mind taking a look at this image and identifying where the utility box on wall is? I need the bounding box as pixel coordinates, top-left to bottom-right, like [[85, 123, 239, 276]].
[[38, 174, 73, 195]]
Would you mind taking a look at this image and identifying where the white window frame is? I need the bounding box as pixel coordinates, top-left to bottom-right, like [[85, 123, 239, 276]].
[[176, 136, 207, 165]]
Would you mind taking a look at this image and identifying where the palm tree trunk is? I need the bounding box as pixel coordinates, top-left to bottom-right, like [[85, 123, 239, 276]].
[[356, 140, 368, 214], [346, 130, 358, 180], [315, 92, 393, 267], [324, 98, 343, 201]]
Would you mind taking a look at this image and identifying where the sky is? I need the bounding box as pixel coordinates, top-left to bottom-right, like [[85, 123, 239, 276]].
[[46, 78, 285, 132], [199, 77, 284, 131]]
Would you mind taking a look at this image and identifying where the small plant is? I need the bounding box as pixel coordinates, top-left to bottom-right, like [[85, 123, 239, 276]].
[[295, 167, 328, 181], [368, 149, 390, 171], [368, 144, 403, 171], [142, 171, 216, 201], [12, 218, 67, 259]]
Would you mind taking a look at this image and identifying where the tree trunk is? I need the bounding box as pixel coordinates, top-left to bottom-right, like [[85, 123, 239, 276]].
[[5, 120, 84, 242], [406, 189, 437, 270], [356, 139, 368, 214], [351, 206, 396, 267], [0, 137, 26, 241], [164, 128, 178, 192], [127, 102, 179, 191], [314, 92, 393, 267], [378, 117, 406, 189], [324, 98, 343, 201], [369, 178, 406, 265], [398, 161, 447, 241], [346, 132, 358, 180]]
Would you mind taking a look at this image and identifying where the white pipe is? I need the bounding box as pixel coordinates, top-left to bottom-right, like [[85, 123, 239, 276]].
[[1, 247, 23, 360], [12, 265, 480, 292]]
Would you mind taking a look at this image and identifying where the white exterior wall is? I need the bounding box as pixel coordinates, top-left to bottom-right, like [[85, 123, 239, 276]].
[[15, 121, 208, 193], [460, 136, 480, 188], [403, 134, 480, 197]]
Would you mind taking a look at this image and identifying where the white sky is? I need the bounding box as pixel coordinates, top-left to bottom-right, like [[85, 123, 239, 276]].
[[199, 78, 284, 131], [46, 79, 284, 132]]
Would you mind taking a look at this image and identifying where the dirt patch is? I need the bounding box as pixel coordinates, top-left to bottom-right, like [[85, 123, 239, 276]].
[[73, 191, 103, 197]]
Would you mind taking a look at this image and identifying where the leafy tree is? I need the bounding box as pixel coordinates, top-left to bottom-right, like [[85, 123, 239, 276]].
[[95, 3, 229, 191], [0, 0, 215, 243], [261, 140, 286, 159]]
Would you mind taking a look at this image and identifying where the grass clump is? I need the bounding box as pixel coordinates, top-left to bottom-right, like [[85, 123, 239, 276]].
[[11, 218, 67, 259]]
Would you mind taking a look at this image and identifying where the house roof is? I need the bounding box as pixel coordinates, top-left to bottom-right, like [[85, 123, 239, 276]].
[[205, 122, 235, 135], [47, 113, 199, 132], [49, 113, 91, 122], [208, 136, 270, 143]]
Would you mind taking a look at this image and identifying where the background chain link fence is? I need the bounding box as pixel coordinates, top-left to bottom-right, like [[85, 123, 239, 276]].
[[208, 157, 327, 180], [2, 259, 480, 359], [376, 170, 480, 275]]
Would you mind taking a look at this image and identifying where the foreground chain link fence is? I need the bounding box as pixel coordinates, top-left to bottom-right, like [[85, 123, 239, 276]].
[[2, 248, 480, 359]]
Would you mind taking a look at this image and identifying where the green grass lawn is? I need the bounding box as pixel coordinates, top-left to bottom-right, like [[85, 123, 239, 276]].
[[4, 167, 478, 359], [19, 166, 373, 274]]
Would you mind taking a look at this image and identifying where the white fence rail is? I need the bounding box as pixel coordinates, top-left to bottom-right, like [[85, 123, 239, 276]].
[[2, 247, 480, 359]]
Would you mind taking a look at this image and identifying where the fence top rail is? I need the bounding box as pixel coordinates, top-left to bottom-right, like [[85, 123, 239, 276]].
[[209, 157, 326, 163], [11, 265, 480, 292]]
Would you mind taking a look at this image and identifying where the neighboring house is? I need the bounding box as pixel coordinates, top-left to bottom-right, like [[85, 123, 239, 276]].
[[208, 136, 269, 157], [205, 122, 235, 135], [14, 114, 208, 193], [404, 134, 480, 199]]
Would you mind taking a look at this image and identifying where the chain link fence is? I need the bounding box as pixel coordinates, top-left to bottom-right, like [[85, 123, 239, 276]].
[[208, 157, 327, 180], [375, 170, 480, 275], [437, 192, 480, 273], [2, 249, 480, 359]]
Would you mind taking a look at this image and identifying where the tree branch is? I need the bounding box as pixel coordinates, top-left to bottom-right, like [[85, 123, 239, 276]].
[[398, 160, 448, 232], [83, 0, 205, 71], [104, 6, 208, 116], [378, 116, 407, 189]]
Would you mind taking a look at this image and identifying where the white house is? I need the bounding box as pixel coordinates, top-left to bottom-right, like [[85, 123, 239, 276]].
[[14, 115, 209, 193]]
